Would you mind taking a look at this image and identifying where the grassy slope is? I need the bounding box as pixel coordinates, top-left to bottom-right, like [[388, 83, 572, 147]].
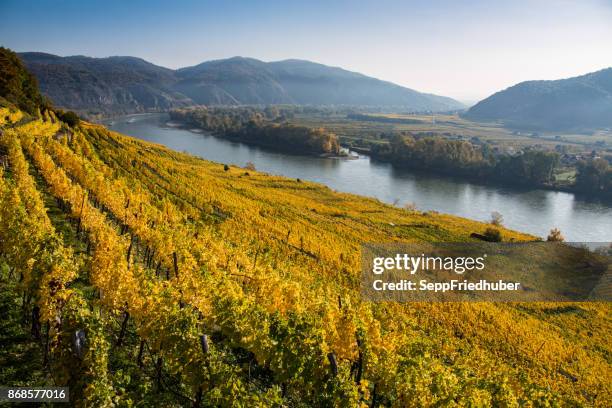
[[1, 109, 610, 406]]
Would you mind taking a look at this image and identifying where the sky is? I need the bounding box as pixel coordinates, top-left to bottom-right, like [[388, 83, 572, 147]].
[[1, 0, 611, 103]]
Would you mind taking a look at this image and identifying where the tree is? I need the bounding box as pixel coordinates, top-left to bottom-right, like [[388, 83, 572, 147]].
[[547, 228, 564, 242], [0, 47, 47, 114], [490, 211, 503, 226], [57, 110, 81, 127], [575, 158, 610, 194]]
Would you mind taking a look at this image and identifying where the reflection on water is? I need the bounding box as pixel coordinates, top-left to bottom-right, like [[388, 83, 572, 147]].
[[105, 113, 612, 242]]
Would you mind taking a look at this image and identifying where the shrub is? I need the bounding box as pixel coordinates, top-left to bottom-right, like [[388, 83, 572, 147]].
[[484, 228, 502, 242], [56, 110, 80, 127]]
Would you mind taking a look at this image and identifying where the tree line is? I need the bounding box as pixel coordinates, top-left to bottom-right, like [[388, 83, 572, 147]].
[[170, 107, 341, 155], [371, 132, 610, 197], [575, 158, 612, 196]]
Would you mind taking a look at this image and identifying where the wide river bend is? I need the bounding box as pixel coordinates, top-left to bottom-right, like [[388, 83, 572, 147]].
[[105, 113, 611, 242]]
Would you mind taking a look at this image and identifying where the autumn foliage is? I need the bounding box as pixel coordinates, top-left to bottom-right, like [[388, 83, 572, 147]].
[[0, 109, 610, 406]]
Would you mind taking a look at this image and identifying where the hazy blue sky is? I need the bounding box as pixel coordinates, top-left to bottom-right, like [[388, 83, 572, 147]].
[[1, 0, 611, 102]]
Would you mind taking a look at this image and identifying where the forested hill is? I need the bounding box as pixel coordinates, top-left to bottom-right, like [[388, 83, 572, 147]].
[[18, 52, 192, 116], [19, 52, 465, 116], [175, 57, 463, 110], [0, 47, 47, 114], [465, 68, 612, 131]]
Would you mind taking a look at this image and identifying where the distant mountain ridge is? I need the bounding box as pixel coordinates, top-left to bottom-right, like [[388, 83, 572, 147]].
[[465, 68, 612, 131], [19, 52, 464, 116]]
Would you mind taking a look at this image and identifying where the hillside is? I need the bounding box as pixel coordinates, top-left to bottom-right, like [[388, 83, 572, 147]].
[[0, 47, 47, 114], [2, 107, 611, 406], [1, 59, 611, 404], [19, 53, 465, 116], [269, 59, 462, 108], [19, 52, 192, 116], [176, 57, 463, 110], [465, 68, 612, 131], [0, 50, 609, 406]]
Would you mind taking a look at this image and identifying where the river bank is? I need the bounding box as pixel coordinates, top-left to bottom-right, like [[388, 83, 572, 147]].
[[164, 118, 352, 159], [104, 113, 612, 241]]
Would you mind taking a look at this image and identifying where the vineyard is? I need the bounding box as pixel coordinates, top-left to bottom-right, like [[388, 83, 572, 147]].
[[0, 105, 611, 407]]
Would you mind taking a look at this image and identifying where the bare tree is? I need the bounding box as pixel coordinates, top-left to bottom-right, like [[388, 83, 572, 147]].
[[547, 228, 564, 242], [404, 201, 417, 211], [490, 211, 504, 226]]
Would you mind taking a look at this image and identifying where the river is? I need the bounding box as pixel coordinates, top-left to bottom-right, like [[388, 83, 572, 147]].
[[104, 113, 611, 242]]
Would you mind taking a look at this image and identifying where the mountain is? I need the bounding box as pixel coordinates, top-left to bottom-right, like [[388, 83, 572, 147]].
[[269, 59, 462, 108], [19, 53, 465, 116], [465, 68, 612, 131], [176, 57, 463, 110], [19, 52, 191, 116], [174, 57, 290, 105]]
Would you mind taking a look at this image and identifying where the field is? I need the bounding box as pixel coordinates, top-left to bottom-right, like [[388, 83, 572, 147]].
[[290, 112, 612, 154], [1, 107, 611, 406]]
